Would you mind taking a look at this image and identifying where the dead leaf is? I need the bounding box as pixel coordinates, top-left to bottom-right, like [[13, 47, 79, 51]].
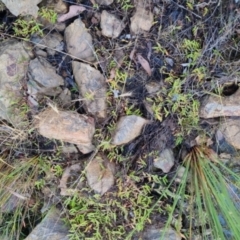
[[58, 5, 86, 23], [137, 54, 152, 76]]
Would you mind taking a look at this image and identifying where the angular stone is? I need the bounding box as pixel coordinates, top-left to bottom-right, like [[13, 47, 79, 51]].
[[95, 0, 113, 5], [27, 57, 64, 100], [112, 115, 149, 145], [101, 11, 125, 38], [200, 89, 240, 118], [141, 226, 181, 240], [153, 148, 175, 173], [0, 40, 31, 127], [35, 108, 95, 154], [219, 118, 240, 150], [65, 19, 95, 62], [72, 61, 107, 119], [130, 0, 153, 34], [25, 207, 69, 240], [86, 156, 115, 195], [1, 0, 42, 17]]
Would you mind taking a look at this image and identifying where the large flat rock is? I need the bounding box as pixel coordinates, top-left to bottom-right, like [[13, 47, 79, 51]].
[[35, 108, 95, 154]]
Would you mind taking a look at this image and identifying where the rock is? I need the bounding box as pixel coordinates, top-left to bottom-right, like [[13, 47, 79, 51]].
[[86, 156, 115, 195], [145, 81, 161, 94], [141, 226, 181, 240], [95, 0, 113, 5], [72, 61, 107, 119], [219, 118, 240, 150], [130, 0, 153, 34], [35, 108, 95, 154], [101, 10, 125, 38], [200, 89, 240, 118], [57, 88, 72, 108], [27, 57, 64, 102], [25, 207, 69, 240], [59, 163, 81, 196], [153, 148, 175, 173], [174, 166, 186, 183], [0, 40, 31, 127], [112, 115, 149, 145], [31, 32, 64, 55], [46, 0, 68, 14], [214, 130, 236, 154], [1, 0, 42, 17], [65, 18, 95, 62]]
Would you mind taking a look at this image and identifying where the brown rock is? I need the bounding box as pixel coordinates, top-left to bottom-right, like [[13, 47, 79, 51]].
[[112, 115, 149, 145], [86, 156, 115, 195], [35, 108, 95, 154], [130, 0, 153, 34], [64, 18, 95, 62], [101, 10, 125, 38], [72, 61, 107, 119]]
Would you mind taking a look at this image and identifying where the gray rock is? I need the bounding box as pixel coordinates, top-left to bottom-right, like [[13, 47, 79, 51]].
[[101, 10, 125, 38], [86, 156, 115, 195], [141, 226, 181, 240], [1, 0, 42, 17], [0, 40, 31, 127], [31, 32, 64, 55], [95, 0, 113, 5], [65, 19, 95, 62], [130, 0, 153, 34], [25, 207, 69, 240], [112, 115, 149, 145], [219, 118, 240, 150], [200, 89, 240, 118], [153, 148, 175, 173], [72, 61, 107, 119], [27, 57, 64, 101], [35, 108, 95, 154]]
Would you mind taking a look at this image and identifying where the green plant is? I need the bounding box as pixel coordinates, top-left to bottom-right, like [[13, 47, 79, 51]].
[[117, 0, 133, 11], [160, 142, 240, 239], [13, 18, 43, 38], [38, 7, 57, 23], [181, 38, 201, 64], [64, 172, 159, 240]]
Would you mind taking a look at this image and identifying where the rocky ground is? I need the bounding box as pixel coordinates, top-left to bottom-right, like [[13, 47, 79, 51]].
[[0, 0, 240, 239]]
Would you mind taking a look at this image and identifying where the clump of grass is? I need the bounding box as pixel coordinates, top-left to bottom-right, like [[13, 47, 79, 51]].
[[0, 156, 49, 239], [162, 143, 240, 239]]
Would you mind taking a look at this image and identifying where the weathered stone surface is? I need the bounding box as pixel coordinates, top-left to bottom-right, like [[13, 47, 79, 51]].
[[130, 0, 153, 34], [200, 89, 240, 118], [95, 0, 113, 5], [72, 61, 107, 119], [153, 148, 175, 173], [219, 118, 240, 150], [35, 108, 95, 154], [25, 207, 69, 240], [65, 19, 95, 62], [101, 10, 125, 38], [31, 32, 64, 55], [27, 57, 64, 101], [47, 0, 68, 14], [112, 115, 149, 145], [0, 40, 31, 127], [140, 226, 181, 240], [86, 156, 115, 195], [1, 0, 42, 17]]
